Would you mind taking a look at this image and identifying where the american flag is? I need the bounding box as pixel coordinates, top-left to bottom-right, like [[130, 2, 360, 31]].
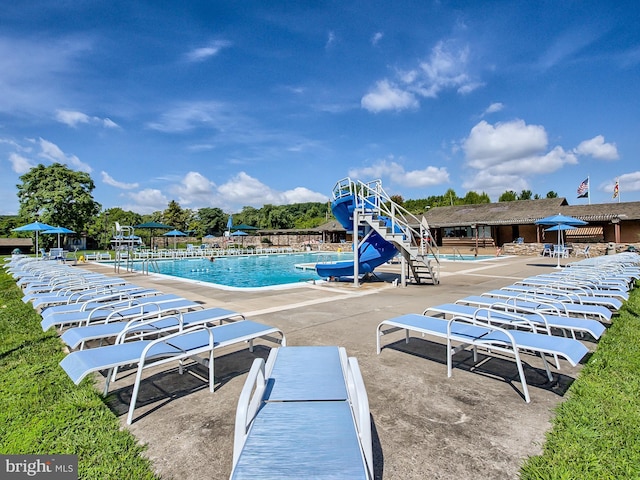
[[577, 178, 589, 198], [613, 179, 619, 199]]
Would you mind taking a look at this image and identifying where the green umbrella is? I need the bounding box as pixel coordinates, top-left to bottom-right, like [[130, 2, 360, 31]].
[[231, 223, 259, 231], [134, 221, 174, 248]]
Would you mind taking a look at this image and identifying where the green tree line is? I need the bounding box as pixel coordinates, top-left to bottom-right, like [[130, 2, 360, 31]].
[[1, 163, 558, 247]]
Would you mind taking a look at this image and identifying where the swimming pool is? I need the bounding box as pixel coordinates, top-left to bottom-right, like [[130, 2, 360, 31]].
[[128, 251, 354, 289]]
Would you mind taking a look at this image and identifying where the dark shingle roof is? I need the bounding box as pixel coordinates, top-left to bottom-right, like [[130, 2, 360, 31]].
[[423, 198, 640, 227]]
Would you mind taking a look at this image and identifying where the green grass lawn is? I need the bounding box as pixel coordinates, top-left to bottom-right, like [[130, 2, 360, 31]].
[[0, 262, 159, 479], [521, 278, 640, 479]]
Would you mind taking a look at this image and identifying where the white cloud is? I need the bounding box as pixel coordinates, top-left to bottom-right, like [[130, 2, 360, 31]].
[[601, 171, 640, 193], [171, 171, 216, 206], [361, 39, 480, 112], [147, 101, 229, 133], [461, 119, 580, 196], [325, 31, 337, 50], [103, 118, 119, 128], [101, 171, 139, 190], [391, 165, 450, 188], [348, 158, 450, 188], [37, 138, 92, 172], [55, 110, 120, 129], [185, 40, 231, 62], [361, 80, 419, 113], [462, 170, 529, 196], [281, 187, 329, 204], [574, 135, 619, 160], [124, 188, 169, 214], [217, 172, 327, 209], [463, 119, 549, 168], [483, 102, 504, 115], [9, 152, 34, 174], [371, 32, 384, 46]]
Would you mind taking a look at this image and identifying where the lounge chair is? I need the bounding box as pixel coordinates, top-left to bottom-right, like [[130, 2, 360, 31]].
[[376, 314, 588, 403], [30, 283, 141, 311], [230, 346, 373, 479], [60, 307, 243, 350], [23, 277, 128, 304], [59, 320, 286, 424], [40, 288, 161, 320], [426, 302, 606, 341], [41, 294, 201, 332], [499, 285, 623, 310], [458, 293, 613, 323]]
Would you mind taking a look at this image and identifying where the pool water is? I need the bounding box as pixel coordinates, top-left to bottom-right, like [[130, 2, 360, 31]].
[[130, 252, 354, 289]]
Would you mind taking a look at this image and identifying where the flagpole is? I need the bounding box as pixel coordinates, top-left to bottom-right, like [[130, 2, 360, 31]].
[[587, 175, 591, 205]]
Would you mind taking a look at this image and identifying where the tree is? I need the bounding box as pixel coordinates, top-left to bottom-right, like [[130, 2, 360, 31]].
[[162, 200, 191, 231], [85, 208, 142, 248], [519, 190, 533, 200], [462, 191, 490, 204], [16, 163, 101, 241], [546, 191, 558, 198], [498, 190, 518, 202], [197, 207, 226, 236]]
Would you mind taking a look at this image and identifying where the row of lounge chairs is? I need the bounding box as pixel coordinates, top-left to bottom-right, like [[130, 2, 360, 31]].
[[7, 252, 638, 477], [5, 254, 374, 479], [377, 252, 639, 403]]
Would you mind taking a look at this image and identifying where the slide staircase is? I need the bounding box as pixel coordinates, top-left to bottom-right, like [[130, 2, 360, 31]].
[[325, 178, 440, 286]]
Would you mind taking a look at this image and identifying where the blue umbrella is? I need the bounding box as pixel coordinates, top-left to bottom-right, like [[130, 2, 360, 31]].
[[227, 215, 233, 234], [42, 226, 76, 249], [535, 214, 587, 226], [163, 229, 187, 249], [12, 221, 56, 257], [545, 223, 578, 268]]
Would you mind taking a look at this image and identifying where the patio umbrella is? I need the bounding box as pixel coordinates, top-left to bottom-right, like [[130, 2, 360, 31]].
[[134, 221, 173, 248], [41, 226, 75, 249], [230, 230, 248, 245], [226, 215, 233, 235], [535, 214, 587, 226], [545, 223, 578, 268], [163, 229, 187, 249], [231, 223, 259, 231], [12, 221, 56, 257]]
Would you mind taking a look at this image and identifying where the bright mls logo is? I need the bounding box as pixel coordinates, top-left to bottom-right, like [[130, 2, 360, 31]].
[[1, 455, 77, 479]]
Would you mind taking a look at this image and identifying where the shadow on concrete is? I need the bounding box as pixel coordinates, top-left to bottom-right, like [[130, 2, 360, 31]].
[[383, 337, 576, 401], [104, 346, 273, 422]]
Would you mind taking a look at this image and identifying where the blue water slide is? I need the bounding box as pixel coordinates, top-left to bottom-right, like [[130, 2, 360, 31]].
[[315, 195, 398, 279]]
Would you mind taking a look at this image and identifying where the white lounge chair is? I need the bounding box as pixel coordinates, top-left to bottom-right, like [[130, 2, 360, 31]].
[[426, 302, 606, 341], [60, 307, 243, 350], [59, 320, 286, 424], [41, 295, 201, 332], [376, 314, 588, 403], [230, 346, 373, 479], [458, 293, 613, 323]]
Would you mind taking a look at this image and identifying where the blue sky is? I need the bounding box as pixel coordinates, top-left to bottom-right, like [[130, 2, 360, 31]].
[[1, 1, 639, 215]]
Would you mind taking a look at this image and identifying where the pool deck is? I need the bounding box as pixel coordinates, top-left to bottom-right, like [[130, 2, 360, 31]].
[[76, 254, 592, 479]]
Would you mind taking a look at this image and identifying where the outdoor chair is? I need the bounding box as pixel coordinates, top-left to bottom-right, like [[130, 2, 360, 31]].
[[59, 320, 286, 424], [575, 245, 591, 258], [376, 313, 588, 403], [230, 346, 373, 479]]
